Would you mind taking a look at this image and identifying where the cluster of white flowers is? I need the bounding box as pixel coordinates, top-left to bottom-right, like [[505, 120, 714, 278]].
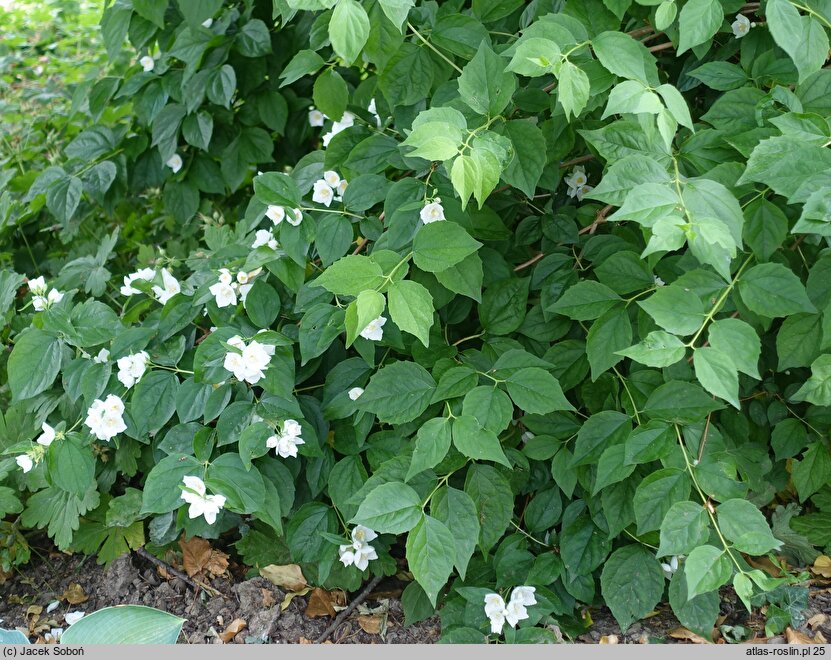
[[660, 555, 680, 579], [360, 316, 386, 342], [307, 108, 356, 147], [484, 586, 537, 635], [117, 351, 149, 389], [252, 228, 279, 250], [28, 276, 64, 311], [420, 198, 445, 224], [223, 335, 275, 384], [265, 203, 303, 227], [209, 267, 260, 308], [312, 170, 349, 207], [731, 14, 753, 38], [166, 153, 183, 173], [139, 55, 154, 72], [348, 387, 364, 401], [266, 419, 306, 458], [180, 475, 226, 525], [120, 268, 182, 305], [565, 166, 593, 201], [84, 394, 127, 442], [338, 525, 379, 571]]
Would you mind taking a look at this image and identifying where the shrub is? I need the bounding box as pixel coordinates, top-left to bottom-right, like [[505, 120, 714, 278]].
[[2, 0, 831, 642]]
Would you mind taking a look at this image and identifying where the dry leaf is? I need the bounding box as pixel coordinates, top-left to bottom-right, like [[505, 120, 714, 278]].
[[358, 614, 384, 635], [280, 586, 312, 611], [669, 627, 710, 644], [785, 628, 814, 644], [812, 555, 831, 578], [747, 556, 784, 578], [815, 631, 827, 644], [179, 536, 213, 577], [62, 583, 88, 605], [261, 589, 275, 608], [599, 634, 619, 644], [260, 564, 307, 592], [219, 618, 247, 643], [306, 588, 346, 618], [807, 614, 828, 629]]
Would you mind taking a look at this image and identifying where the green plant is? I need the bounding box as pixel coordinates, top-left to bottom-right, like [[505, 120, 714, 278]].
[[2, 0, 831, 643]]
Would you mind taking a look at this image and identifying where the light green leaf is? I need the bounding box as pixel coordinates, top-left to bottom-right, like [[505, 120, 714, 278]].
[[407, 418, 452, 481], [352, 482, 422, 533], [592, 30, 659, 85], [451, 415, 511, 467], [693, 347, 740, 409], [412, 221, 482, 272], [658, 501, 710, 557], [387, 279, 434, 346], [402, 122, 464, 161], [357, 361, 436, 424], [767, 0, 829, 82], [677, 0, 723, 54], [378, 0, 414, 30], [344, 289, 386, 347], [60, 605, 185, 644], [684, 544, 733, 599], [312, 255, 385, 296], [406, 514, 455, 605], [717, 499, 782, 555], [617, 330, 686, 368], [506, 367, 574, 413], [458, 43, 516, 116], [557, 61, 590, 120], [638, 285, 705, 336]]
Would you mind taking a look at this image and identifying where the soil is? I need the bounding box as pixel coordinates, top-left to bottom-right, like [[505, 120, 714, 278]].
[[1, 550, 829, 644]]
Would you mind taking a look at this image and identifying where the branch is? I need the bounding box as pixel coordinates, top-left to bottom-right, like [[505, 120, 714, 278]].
[[560, 154, 594, 169], [315, 575, 383, 643], [578, 204, 613, 235], [136, 547, 220, 597], [648, 41, 675, 53], [514, 252, 545, 272]]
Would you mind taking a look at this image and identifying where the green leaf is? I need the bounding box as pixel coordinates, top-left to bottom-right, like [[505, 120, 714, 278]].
[[431, 487, 479, 580], [738, 136, 831, 201], [689, 61, 749, 91], [412, 222, 482, 273], [312, 255, 385, 295], [644, 381, 725, 424], [434, 253, 483, 301], [357, 361, 436, 424], [0, 629, 29, 644], [236, 19, 271, 57], [462, 386, 513, 434], [46, 175, 83, 226], [586, 307, 632, 379], [176, 0, 221, 27], [464, 464, 513, 553], [551, 281, 622, 320], [47, 436, 95, 497], [451, 415, 511, 467], [669, 569, 720, 639], [572, 411, 631, 467], [792, 442, 831, 502], [506, 367, 574, 414], [131, 371, 178, 437], [791, 355, 831, 407], [280, 50, 326, 86], [557, 61, 590, 120], [684, 545, 733, 599], [406, 514, 455, 605], [500, 120, 546, 197], [617, 330, 686, 368], [634, 468, 691, 534], [387, 279, 434, 346], [407, 417, 452, 481], [717, 499, 782, 555], [206, 453, 266, 514], [738, 263, 816, 317], [402, 122, 464, 161], [658, 501, 710, 557], [592, 31, 658, 85], [638, 285, 705, 336], [603, 80, 664, 118], [8, 329, 63, 401], [677, 0, 722, 54], [352, 482, 422, 533], [506, 37, 561, 77], [329, 0, 370, 64], [378, 0, 414, 30], [344, 289, 385, 347], [708, 318, 761, 378], [60, 605, 185, 644], [457, 43, 516, 116], [693, 347, 740, 409], [141, 454, 202, 514], [480, 277, 529, 335], [253, 171, 302, 208], [767, 0, 829, 82], [600, 545, 665, 632], [313, 68, 348, 122]]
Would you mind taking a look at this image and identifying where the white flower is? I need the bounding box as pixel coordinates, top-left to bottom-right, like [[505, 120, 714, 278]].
[[16, 454, 34, 473], [236, 271, 250, 285], [266, 432, 306, 458], [32, 296, 48, 311], [359, 316, 386, 341], [116, 351, 149, 389], [28, 276, 47, 295], [36, 423, 56, 447], [312, 179, 335, 207], [92, 348, 110, 364], [166, 153, 183, 173], [484, 594, 508, 635], [338, 525, 379, 571], [46, 629, 63, 643], [84, 395, 126, 442], [180, 475, 226, 525], [520, 431, 535, 444], [210, 281, 237, 308], [323, 170, 341, 188], [152, 269, 181, 305], [510, 586, 536, 607], [47, 289, 63, 305], [336, 179, 348, 198], [139, 55, 155, 72], [252, 229, 278, 250], [239, 282, 253, 302], [201, 17, 213, 28], [120, 268, 155, 296], [64, 612, 85, 626], [661, 555, 679, 579], [265, 204, 285, 225], [321, 112, 355, 147], [565, 166, 592, 201], [484, 587, 536, 636], [223, 337, 274, 384], [654, 275, 666, 287], [218, 268, 233, 285], [420, 200, 445, 224], [348, 387, 364, 401], [308, 108, 326, 127], [732, 14, 751, 38], [287, 208, 303, 226], [46, 601, 60, 614], [282, 419, 302, 438], [368, 98, 382, 127]]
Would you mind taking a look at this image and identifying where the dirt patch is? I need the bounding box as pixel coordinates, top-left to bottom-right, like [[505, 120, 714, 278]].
[[1, 551, 829, 644]]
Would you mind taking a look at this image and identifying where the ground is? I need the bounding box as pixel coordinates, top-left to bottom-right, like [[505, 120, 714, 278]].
[[1, 550, 829, 644]]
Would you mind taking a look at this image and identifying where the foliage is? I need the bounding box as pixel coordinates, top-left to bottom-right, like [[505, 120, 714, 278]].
[[2, 0, 831, 643]]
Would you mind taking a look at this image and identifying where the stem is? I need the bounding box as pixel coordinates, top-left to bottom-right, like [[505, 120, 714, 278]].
[[612, 366, 641, 425], [407, 22, 463, 74], [300, 206, 363, 219], [510, 520, 551, 547], [452, 332, 484, 346], [791, 2, 831, 29], [513, 252, 544, 272], [560, 154, 594, 168]]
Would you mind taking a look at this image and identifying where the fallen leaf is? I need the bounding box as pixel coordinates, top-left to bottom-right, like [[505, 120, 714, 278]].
[[812, 555, 831, 578], [358, 614, 384, 635], [815, 631, 827, 644], [219, 618, 247, 643], [179, 536, 213, 577], [26, 605, 43, 617], [61, 583, 88, 605], [280, 586, 312, 611], [669, 627, 710, 644], [204, 549, 230, 577], [261, 589, 275, 608], [785, 628, 814, 644], [599, 634, 618, 644], [747, 556, 783, 578], [807, 613, 827, 629], [260, 564, 307, 592], [306, 588, 346, 618]]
